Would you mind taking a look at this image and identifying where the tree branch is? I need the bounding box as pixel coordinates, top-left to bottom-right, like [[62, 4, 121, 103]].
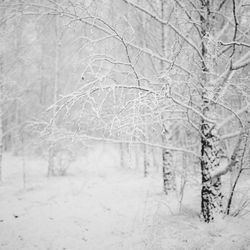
[[121, 0, 203, 60]]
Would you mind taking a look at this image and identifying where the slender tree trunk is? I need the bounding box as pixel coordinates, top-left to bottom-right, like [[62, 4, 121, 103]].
[[179, 152, 187, 212], [151, 146, 158, 172], [0, 56, 3, 182], [226, 119, 250, 215], [14, 8, 24, 155], [135, 144, 139, 169], [143, 120, 149, 177], [48, 12, 60, 176], [48, 146, 55, 176], [127, 142, 133, 169], [21, 130, 26, 189], [0, 0, 6, 182], [139, 11, 149, 177], [200, 1, 223, 222], [160, 0, 175, 193], [143, 142, 148, 177], [13, 100, 19, 155], [162, 127, 175, 194], [162, 147, 174, 194], [120, 142, 125, 168]]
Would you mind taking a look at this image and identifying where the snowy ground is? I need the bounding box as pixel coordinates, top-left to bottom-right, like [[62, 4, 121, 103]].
[[0, 144, 250, 250]]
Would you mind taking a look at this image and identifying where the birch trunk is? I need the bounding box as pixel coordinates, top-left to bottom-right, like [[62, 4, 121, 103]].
[[200, 122, 223, 222], [200, 0, 223, 222], [162, 129, 175, 194], [161, 0, 174, 193]]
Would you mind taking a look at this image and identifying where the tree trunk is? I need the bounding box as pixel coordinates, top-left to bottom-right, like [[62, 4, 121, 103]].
[[48, 10, 60, 176], [13, 100, 21, 155], [162, 128, 175, 194], [48, 145, 55, 176], [135, 144, 139, 169], [162, 149, 174, 194], [13, 2, 24, 155], [0, 0, 6, 181], [226, 118, 250, 215], [151, 146, 158, 172], [0, 56, 3, 182], [143, 116, 149, 177], [143, 142, 148, 177], [200, 0, 223, 222], [120, 142, 125, 168], [160, 0, 175, 193], [200, 123, 223, 222]]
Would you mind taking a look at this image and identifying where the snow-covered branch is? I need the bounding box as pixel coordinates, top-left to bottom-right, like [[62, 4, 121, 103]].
[[210, 126, 249, 180], [219, 41, 250, 49], [216, 104, 250, 131], [121, 0, 203, 60]]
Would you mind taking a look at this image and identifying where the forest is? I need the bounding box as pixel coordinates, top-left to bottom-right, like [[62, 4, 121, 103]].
[[0, 0, 250, 249]]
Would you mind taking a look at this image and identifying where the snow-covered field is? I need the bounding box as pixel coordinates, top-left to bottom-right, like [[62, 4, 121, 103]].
[[0, 144, 250, 250]]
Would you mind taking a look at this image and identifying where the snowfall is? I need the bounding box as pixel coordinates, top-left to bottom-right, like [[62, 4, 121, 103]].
[[0, 143, 250, 250]]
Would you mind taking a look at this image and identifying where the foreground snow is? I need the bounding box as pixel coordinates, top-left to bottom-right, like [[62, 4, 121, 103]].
[[0, 147, 250, 250]]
